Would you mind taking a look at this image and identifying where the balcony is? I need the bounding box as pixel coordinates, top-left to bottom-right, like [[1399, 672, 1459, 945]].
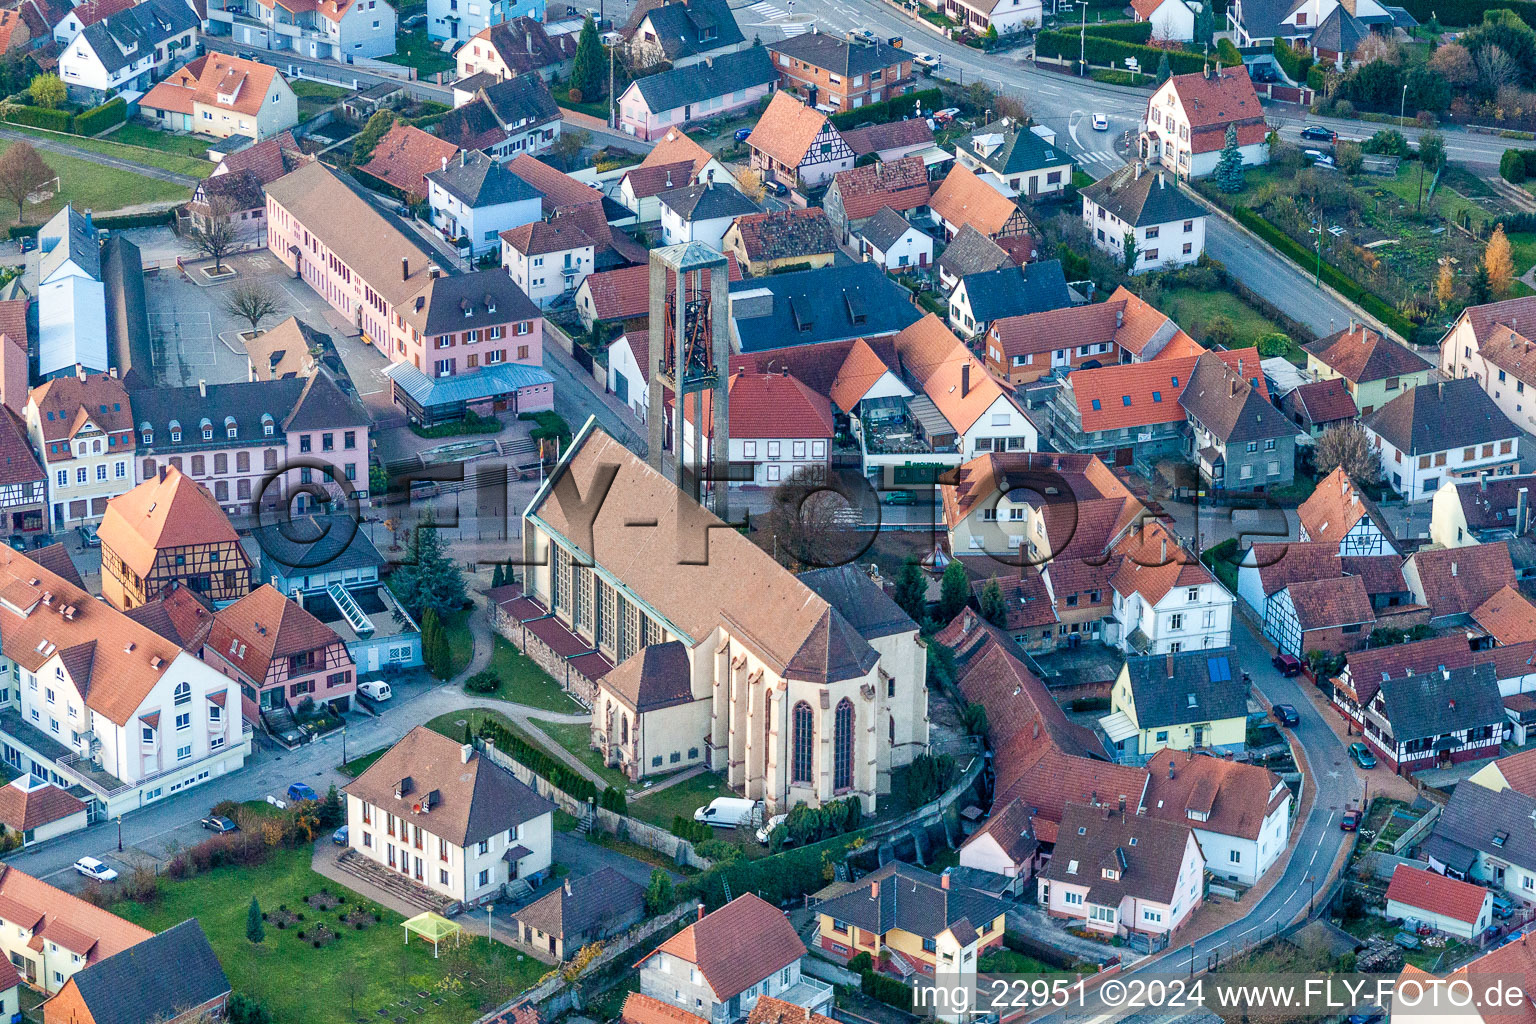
[[776, 977, 834, 1013]]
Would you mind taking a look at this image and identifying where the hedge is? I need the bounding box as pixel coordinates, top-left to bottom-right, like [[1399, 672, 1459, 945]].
[[1216, 37, 1243, 66], [829, 88, 941, 129], [73, 97, 126, 135], [861, 970, 914, 1011], [1035, 31, 1212, 74], [1306, 64, 1327, 91], [1078, 19, 1155, 41], [4, 105, 71, 132], [1272, 38, 1313, 82], [1398, 0, 1536, 27], [6, 208, 174, 240], [477, 718, 598, 804], [1232, 205, 1417, 340]]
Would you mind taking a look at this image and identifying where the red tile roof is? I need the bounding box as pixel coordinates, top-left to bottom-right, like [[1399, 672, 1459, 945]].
[[70, 0, 136, 29], [749, 92, 833, 170], [1288, 377, 1358, 426], [217, 130, 302, 184], [142, 54, 284, 120], [500, 221, 593, 257], [730, 336, 901, 398], [1189, 119, 1268, 155], [623, 160, 696, 200], [1167, 66, 1263, 130], [1248, 541, 1343, 597], [1304, 324, 1432, 384], [965, 569, 1058, 630], [1459, 295, 1536, 349], [361, 125, 458, 199], [0, 779, 83, 831], [1408, 542, 1516, 620], [1473, 584, 1536, 644], [1285, 575, 1375, 629], [97, 466, 242, 578], [830, 155, 930, 221], [1143, 748, 1288, 841], [1067, 347, 1262, 432], [1109, 520, 1213, 607], [1491, 747, 1536, 797], [746, 997, 839, 1024], [1386, 863, 1490, 925], [839, 119, 934, 158], [646, 894, 806, 1001], [623, 993, 709, 1024], [642, 129, 718, 177], [1297, 467, 1395, 553], [507, 154, 602, 214], [580, 256, 741, 322], [828, 338, 898, 414], [209, 584, 344, 686], [680, 372, 834, 439], [930, 163, 1023, 238]]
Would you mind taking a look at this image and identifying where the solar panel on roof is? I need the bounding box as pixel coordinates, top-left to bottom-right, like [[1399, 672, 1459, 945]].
[[1207, 656, 1231, 682]]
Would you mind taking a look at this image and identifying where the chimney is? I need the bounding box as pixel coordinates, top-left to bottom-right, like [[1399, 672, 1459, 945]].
[[707, 169, 715, 189], [697, 902, 705, 921], [1438, 381, 1445, 401], [1160, 537, 1166, 562], [74, 363, 84, 382], [665, 170, 673, 188], [961, 363, 970, 398], [460, 743, 473, 764], [109, 367, 118, 379], [940, 869, 951, 890], [461, 149, 467, 167], [1519, 487, 1530, 535], [870, 880, 880, 900], [1118, 794, 1126, 819], [158, 465, 167, 483], [1238, 357, 1244, 377], [1481, 472, 1488, 492], [1158, 171, 1165, 188], [564, 878, 573, 895], [430, 266, 441, 280], [1116, 308, 1124, 328], [526, 30, 533, 52], [1451, 561, 1458, 577], [441, 156, 448, 171], [401, 256, 410, 281], [1133, 160, 1142, 180], [198, 379, 207, 399]]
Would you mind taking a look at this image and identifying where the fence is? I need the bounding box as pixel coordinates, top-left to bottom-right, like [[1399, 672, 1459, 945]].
[[1389, 803, 1441, 856], [544, 319, 607, 391]]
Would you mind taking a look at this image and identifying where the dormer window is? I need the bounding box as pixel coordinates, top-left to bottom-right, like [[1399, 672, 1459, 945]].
[[141, 429, 152, 445], [262, 414, 274, 436], [169, 419, 181, 443], [201, 418, 213, 441], [226, 416, 237, 439], [174, 682, 190, 706]]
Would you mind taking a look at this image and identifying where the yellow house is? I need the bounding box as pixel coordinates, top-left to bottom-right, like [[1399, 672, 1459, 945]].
[[814, 863, 1008, 980], [1302, 323, 1435, 419], [1099, 648, 1249, 764]]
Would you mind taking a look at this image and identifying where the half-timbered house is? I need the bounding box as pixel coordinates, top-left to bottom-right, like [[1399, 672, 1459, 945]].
[[207, 584, 357, 720], [98, 466, 253, 611], [0, 409, 45, 544], [747, 92, 854, 189]]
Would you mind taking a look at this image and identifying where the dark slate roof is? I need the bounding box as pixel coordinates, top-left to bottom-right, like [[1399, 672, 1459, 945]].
[[658, 181, 759, 222], [815, 861, 1008, 940], [100, 234, 151, 389], [625, 0, 745, 61], [481, 73, 562, 128], [1179, 351, 1295, 443], [633, 45, 774, 114], [1310, 4, 1369, 52], [425, 150, 543, 209], [79, 0, 198, 76], [1363, 378, 1518, 456], [1427, 779, 1536, 875], [1377, 663, 1504, 742], [936, 223, 1011, 281], [1232, 0, 1296, 41], [252, 513, 387, 579], [399, 269, 541, 337], [39, 205, 98, 282], [729, 262, 921, 352], [858, 206, 916, 252], [68, 919, 229, 1024], [957, 118, 1072, 176], [1081, 163, 1204, 229], [797, 564, 918, 641], [513, 867, 645, 941], [1123, 647, 1249, 729], [284, 367, 369, 432], [129, 372, 366, 456], [959, 259, 1070, 323], [769, 32, 906, 77]]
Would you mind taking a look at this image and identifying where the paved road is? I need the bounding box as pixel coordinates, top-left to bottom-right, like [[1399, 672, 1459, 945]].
[[1268, 111, 1536, 170], [0, 125, 201, 187]]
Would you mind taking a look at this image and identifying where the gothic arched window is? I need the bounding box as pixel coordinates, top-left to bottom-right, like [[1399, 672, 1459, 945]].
[[792, 702, 814, 785], [834, 698, 854, 792]]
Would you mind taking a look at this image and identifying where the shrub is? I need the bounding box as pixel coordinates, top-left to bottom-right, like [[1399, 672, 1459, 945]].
[[1504, 147, 1529, 183], [598, 786, 628, 816], [829, 88, 941, 129], [694, 839, 742, 864], [4, 105, 71, 132], [861, 969, 913, 1011], [73, 96, 125, 135], [1256, 332, 1292, 357], [568, 86, 583, 103], [1396, 0, 1536, 27], [1036, 31, 1210, 74], [672, 815, 712, 844], [849, 952, 873, 973], [477, 718, 597, 803], [464, 669, 499, 694], [1217, 38, 1243, 66], [1077, 20, 1154, 41], [1272, 38, 1313, 82]]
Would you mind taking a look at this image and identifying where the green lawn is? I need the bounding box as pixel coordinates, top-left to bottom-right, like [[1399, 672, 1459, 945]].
[[384, 30, 455, 76], [293, 80, 353, 119], [478, 634, 586, 713], [529, 718, 630, 792], [444, 607, 474, 678], [627, 771, 738, 829], [552, 85, 611, 121], [338, 746, 389, 778], [0, 126, 212, 177], [0, 141, 191, 224], [110, 848, 543, 1024], [424, 707, 541, 748], [1160, 287, 1295, 357], [108, 123, 222, 160]]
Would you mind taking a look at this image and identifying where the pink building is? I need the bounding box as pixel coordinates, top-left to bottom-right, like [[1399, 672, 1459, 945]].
[[265, 160, 554, 428], [208, 584, 359, 718], [615, 48, 775, 142]]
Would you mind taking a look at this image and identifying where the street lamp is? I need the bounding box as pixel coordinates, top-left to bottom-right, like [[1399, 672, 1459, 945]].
[[1400, 82, 1408, 127], [116, 815, 122, 853], [1309, 217, 1323, 288]]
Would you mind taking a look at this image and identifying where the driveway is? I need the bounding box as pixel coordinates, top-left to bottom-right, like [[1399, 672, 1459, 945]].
[[554, 832, 680, 886]]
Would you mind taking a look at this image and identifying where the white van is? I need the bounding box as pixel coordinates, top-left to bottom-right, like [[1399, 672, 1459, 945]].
[[358, 680, 392, 701], [694, 797, 761, 828]]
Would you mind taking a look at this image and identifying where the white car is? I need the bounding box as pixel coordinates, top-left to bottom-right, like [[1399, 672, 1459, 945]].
[[74, 857, 118, 882], [756, 814, 787, 844], [913, 52, 941, 69], [1092, 113, 1109, 131]]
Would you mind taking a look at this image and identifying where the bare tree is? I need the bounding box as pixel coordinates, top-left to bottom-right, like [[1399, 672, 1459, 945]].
[[1315, 423, 1381, 484], [548, 128, 591, 172], [1475, 45, 1519, 96], [187, 194, 240, 273], [225, 281, 282, 336], [0, 142, 52, 225], [734, 167, 767, 201]]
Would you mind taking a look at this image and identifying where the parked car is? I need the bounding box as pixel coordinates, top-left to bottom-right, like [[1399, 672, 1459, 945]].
[[756, 814, 786, 844], [199, 815, 238, 833], [1272, 653, 1303, 677], [236, 49, 257, 60], [332, 825, 349, 846], [1349, 742, 1377, 769], [287, 782, 319, 803], [75, 524, 99, 548], [74, 857, 118, 882], [1340, 808, 1362, 831], [1271, 703, 1300, 727], [734, 126, 753, 142], [18, 236, 35, 254], [912, 52, 941, 70], [1092, 113, 1109, 131], [764, 180, 788, 197], [694, 797, 762, 828], [933, 107, 961, 124], [1493, 894, 1517, 919], [358, 679, 392, 702], [1300, 125, 1338, 144]]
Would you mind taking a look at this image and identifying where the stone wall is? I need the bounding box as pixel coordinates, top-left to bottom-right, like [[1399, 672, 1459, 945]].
[[489, 605, 601, 708]]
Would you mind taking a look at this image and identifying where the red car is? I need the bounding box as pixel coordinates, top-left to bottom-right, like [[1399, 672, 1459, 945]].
[[1341, 808, 1362, 831], [1272, 653, 1304, 677]]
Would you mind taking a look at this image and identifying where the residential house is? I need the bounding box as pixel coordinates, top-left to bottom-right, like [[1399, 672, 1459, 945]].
[[1142, 749, 1291, 886], [1329, 634, 1533, 736], [1430, 473, 1536, 549], [1132, 0, 1197, 39], [1440, 294, 1536, 437], [840, 119, 935, 165], [1264, 574, 1377, 657], [243, 315, 323, 381], [1101, 647, 1247, 763], [766, 32, 913, 113], [1141, 67, 1269, 180], [454, 18, 573, 80], [1081, 161, 1206, 273], [618, 45, 775, 141], [639, 127, 734, 188], [742, 997, 837, 1024], [942, 0, 1042, 34], [1235, 540, 1414, 627], [59, 0, 198, 103], [823, 155, 930, 245], [426, 149, 543, 257], [0, 409, 47, 544], [512, 866, 644, 960], [436, 74, 563, 161], [343, 726, 556, 906], [1281, 377, 1358, 437], [1225, 0, 1398, 49], [97, 466, 253, 611], [618, 160, 698, 222], [0, 300, 27, 419], [207, 584, 356, 718], [35, 206, 106, 381], [982, 290, 1195, 387], [1306, 322, 1434, 417], [948, 259, 1070, 340], [677, 372, 834, 487], [1474, 585, 1536, 645], [41, 919, 227, 1024], [248, 513, 423, 673], [361, 124, 460, 200], [814, 862, 1008, 978], [265, 162, 554, 426], [427, 0, 542, 44], [721, 208, 838, 276], [1181, 350, 1297, 492], [1039, 802, 1205, 937], [1384, 863, 1492, 942], [728, 262, 920, 353], [658, 181, 759, 251], [1107, 519, 1233, 656], [1425, 776, 1536, 901], [0, 545, 251, 819], [857, 206, 932, 272], [608, 329, 651, 421], [52, 0, 128, 46], [747, 92, 854, 189], [580, 256, 741, 332], [929, 163, 1033, 242], [507, 154, 650, 271], [0, 865, 151, 994], [1467, 747, 1536, 796], [935, 224, 1020, 296], [208, 0, 396, 61], [1358, 662, 1505, 775], [0, 774, 85, 847], [956, 796, 1041, 895], [502, 222, 595, 309], [635, 894, 830, 1022], [188, 131, 307, 248], [953, 118, 1072, 200], [961, 568, 1059, 654], [129, 370, 372, 514], [1402, 542, 1516, 626], [518, 421, 928, 810], [1298, 468, 1399, 555], [1364, 379, 1520, 501], [25, 370, 135, 529], [139, 54, 298, 141], [623, 0, 746, 69]]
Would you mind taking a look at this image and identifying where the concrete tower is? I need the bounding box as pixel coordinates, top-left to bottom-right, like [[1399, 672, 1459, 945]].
[[647, 242, 730, 520]]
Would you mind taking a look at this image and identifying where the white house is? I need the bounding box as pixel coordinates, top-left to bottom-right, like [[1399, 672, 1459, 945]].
[[1440, 295, 1536, 438], [1363, 379, 1521, 502], [343, 726, 555, 906], [1298, 468, 1400, 556], [679, 372, 834, 487], [1142, 749, 1291, 887], [608, 330, 650, 423], [858, 207, 932, 273], [1142, 67, 1269, 180], [138, 54, 299, 141], [59, 0, 200, 104], [428, 0, 544, 43], [1080, 162, 1206, 274], [1107, 521, 1233, 655], [1131, 0, 1197, 41], [658, 181, 759, 252], [617, 161, 695, 223], [212, 0, 396, 61], [941, 0, 1042, 35], [616, 46, 775, 142], [957, 797, 1039, 896], [951, 118, 1073, 201], [454, 18, 572, 81], [501, 222, 595, 310], [426, 150, 543, 257], [33, 206, 106, 381], [1385, 863, 1493, 942]]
